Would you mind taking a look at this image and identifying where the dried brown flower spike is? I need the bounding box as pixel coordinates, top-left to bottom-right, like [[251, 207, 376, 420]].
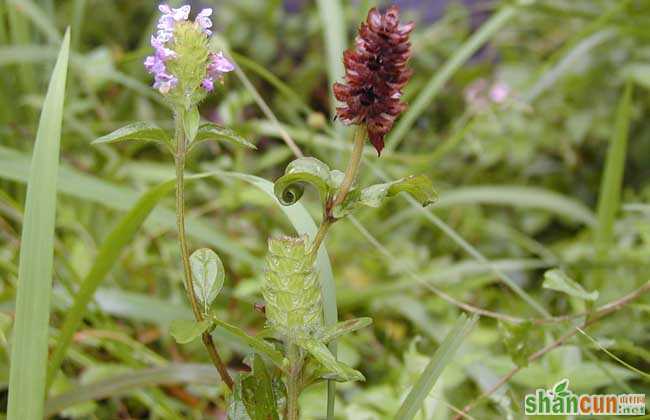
[[333, 5, 414, 155]]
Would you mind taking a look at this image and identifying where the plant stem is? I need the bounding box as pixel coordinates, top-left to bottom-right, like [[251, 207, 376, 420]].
[[286, 343, 303, 420], [332, 126, 366, 208], [174, 114, 234, 391], [308, 217, 332, 262]]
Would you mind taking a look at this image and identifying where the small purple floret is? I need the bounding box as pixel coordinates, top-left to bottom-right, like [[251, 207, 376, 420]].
[[196, 8, 213, 36]]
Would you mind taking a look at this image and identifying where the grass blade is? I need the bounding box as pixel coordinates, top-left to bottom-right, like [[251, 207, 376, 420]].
[[394, 314, 478, 420], [386, 5, 517, 151], [595, 82, 633, 252], [7, 28, 70, 420], [45, 179, 177, 391]]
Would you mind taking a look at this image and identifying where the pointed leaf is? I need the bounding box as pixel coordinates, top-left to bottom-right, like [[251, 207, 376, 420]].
[[543, 269, 599, 301], [274, 157, 333, 205], [320, 317, 372, 343], [170, 319, 211, 344], [92, 121, 171, 145], [189, 248, 225, 313], [297, 338, 364, 382], [212, 318, 284, 368], [192, 123, 256, 150], [7, 29, 70, 420]]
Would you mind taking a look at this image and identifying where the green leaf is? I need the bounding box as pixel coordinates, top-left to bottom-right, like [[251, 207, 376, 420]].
[[595, 83, 633, 255], [395, 314, 478, 420], [297, 338, 364, 382], [170, 319, 211, 344], [543, 269, 599, 301], [241, 355, 280, 420], [45, 179, 178, 391], [363, 175, 436, 207], [335, 175, 436, 217], [273, 157, 333, 205], [189, 248, 225, 314], [7, 28, 69, 420], [498, 320, 544, 368], [320, 317, 372, 343], [212, 318, 284, 368], [182, 106, 200, 143], [228, 377, 253, 420], [192, 123, 256, 150], [92, 121, 171, 146]]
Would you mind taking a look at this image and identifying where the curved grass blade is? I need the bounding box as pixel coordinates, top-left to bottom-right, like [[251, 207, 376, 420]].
[[45, 179, 177, 392], [394, 314, 478, 420], [7, 28, 70, 420]]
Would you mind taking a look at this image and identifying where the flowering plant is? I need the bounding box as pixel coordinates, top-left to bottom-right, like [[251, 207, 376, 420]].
[[94, 4, 433, 419]]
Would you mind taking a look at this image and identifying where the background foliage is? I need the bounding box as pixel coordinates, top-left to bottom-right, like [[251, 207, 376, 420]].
[[0, 0, 649, 418]]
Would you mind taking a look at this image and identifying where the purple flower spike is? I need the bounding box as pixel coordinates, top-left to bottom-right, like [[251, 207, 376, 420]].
[[196, 8, 213, 35], [201, 77, 215, 92]]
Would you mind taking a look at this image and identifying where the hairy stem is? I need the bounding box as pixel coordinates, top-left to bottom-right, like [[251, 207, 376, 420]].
[[286, 343, 303, 420], [332, 127, 366, 208], [174, 114, 234, 390]]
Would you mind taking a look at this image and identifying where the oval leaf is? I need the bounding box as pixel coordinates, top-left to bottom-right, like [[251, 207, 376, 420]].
[[170, 319, 211, 344], [192, 123, 256, 150], [92, 121, 171, 145], [273, 157, 333, 206], [543, 269, 599, 301], [189, 248, 225, 313], [182, 106, 200, 144]]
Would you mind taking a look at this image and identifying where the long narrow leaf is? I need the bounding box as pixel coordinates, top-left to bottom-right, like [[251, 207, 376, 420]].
[[7, 29, 70, 420], [595, 82, 633, 252], [46, 179, 177, 391], [394, 314, 478, 420]]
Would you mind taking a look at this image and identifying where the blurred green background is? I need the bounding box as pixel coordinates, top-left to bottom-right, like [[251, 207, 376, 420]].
[[0, 0, 649, 418]]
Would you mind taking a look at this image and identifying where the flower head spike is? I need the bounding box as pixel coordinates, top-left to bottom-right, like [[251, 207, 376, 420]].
[[143, 4, 234, 105], [333, 5, 414, 155]]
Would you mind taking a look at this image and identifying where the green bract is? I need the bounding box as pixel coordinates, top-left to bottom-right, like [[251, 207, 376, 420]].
[[262, 235, 323, 338]]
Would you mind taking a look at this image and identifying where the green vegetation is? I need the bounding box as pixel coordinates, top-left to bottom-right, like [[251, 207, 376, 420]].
[[0, 1, 648, 419]]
